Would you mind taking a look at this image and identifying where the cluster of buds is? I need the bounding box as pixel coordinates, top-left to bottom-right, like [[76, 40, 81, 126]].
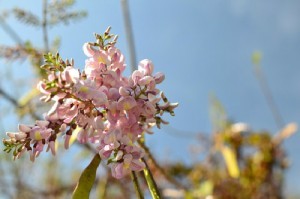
[[3, 27, 178, 179]]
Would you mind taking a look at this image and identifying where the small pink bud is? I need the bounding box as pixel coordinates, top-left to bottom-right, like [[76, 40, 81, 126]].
[[148, 93, 160, 104], [83, 43, 96, 57], [37, 81, 50, 95], [138, 76, 153, 86], [119, 87, 130, 96], [131, 159, 145, 171], [15, 132, 27, 140], [6, 132, 16, 138], [48, 73, 56, 81], [131, 70, 143, 85], [118, 97, 137, 111], [18, 124, 31, 132], [36, 120, 49, 127], [154, 72, 165, 84]]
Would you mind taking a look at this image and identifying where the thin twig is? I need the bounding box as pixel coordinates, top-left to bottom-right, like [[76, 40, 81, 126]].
[[42, 0, 49, 52], [0, 87, 19, 107], [131, 171, 144, 199], [120, 0, 137, 72], [0, 87, 40, 120], [142, 157, 161, 199], [254, 64, 284, 129], [0, 16, 23, 45]]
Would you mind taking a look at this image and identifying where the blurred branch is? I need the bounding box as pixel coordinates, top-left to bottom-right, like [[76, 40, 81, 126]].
[[0, 15, 23, 45], [37, 184, 74, 197], [253, 53, 284, 129], [48, 0, 87, 26], [0, 87, 40, 120], [0, 87, 19, 107], [131, 171, 144, 199], [121, 0, 137, 72], [12, 8, 41, 27], [43, 0, 49, 52], [142, 157, 161, 199]]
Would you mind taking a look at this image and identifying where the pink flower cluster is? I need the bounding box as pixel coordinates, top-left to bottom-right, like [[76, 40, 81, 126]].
[[3, 30, 177, 179]]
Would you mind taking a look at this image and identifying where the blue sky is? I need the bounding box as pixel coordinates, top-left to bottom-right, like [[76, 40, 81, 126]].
[[1, 0, 300, 195]]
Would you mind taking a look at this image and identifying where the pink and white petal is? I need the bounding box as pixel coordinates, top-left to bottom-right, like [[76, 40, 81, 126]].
[[36, 120, 50, 128], [130, 159, 145, 171], [18, 124, 32, 132], [83, 43, 96, 57]]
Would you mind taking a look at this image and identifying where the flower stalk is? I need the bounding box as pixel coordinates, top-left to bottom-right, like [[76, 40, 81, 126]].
[[142, 158, 161, 199], [131, 171, 144, 199]]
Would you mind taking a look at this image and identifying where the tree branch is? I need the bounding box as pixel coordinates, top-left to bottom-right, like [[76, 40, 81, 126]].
[[0, 15, 23, 45], [42, 0, 49, 52], [0, 87, 40, 120], [121, 0, 137, 72]]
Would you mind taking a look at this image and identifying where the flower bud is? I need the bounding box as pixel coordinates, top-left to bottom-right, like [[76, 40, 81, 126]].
[[83, 43, 96, 57], [138, 59, 154, 75], [119, 86, 130, 96], [154, 72, 165, 84]]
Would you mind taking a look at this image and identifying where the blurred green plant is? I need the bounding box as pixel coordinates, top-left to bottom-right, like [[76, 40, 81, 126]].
[[162, 96, 297, 199]]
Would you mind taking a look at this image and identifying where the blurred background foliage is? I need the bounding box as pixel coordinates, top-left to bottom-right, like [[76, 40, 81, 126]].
[[0, 1, 298, 199]]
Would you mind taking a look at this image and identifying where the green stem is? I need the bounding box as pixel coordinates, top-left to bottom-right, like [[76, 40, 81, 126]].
[[142, 158, 161, 199], [131, 171, 144, 199], [253, 63, 284, 129]]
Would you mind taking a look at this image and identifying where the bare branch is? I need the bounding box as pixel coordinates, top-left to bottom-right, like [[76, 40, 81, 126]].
[[121, 0, 137, 72], [0, 15, 23, 45], [43, 0, 49, 52]]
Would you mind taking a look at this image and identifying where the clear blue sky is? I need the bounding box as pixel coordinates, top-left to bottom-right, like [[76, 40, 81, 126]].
[[1, 0, 300, 195]]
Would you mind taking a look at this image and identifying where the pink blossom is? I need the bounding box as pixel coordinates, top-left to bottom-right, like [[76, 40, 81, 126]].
[[110, 147, 145, 179], [117, 96, 137, 111], [60, 66, 80, 85], [119, 86, 131, 96], [108, 47, 126, 73], [138, 76, 154, 86], [3, 30, 178, 179], [83, 43, 96, 57], [29, 125, 52, 141], [131, 70, 143, 85]]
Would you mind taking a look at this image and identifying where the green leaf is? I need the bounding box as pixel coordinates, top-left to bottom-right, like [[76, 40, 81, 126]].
[[72, 154, 101, 199], [221, 145, 240, 178]]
